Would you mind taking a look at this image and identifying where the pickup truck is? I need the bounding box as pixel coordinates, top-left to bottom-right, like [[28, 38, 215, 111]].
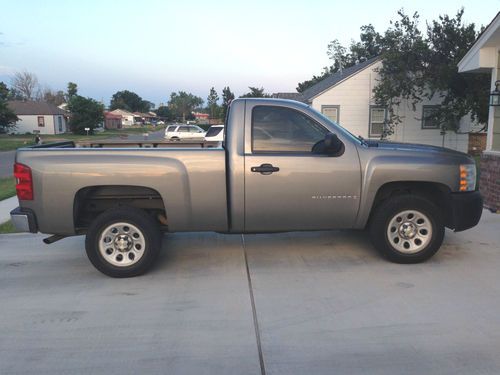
[[10, 98, 483, 277]]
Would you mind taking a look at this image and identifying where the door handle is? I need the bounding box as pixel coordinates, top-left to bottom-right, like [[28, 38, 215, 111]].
[[251, 163, 280, 175]]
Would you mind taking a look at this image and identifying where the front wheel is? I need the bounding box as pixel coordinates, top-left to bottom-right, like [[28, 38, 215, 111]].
[[85, 207, 162, 277], [369, 195, 445, 263]]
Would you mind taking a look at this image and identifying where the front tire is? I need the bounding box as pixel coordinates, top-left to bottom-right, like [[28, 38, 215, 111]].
[[85, 207, 162, 277], [369, 195, 445, 263]]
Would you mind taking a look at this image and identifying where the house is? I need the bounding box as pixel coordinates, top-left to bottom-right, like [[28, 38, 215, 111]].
[[108, 109, 135, 126], [104, 112, 122, 129], [8, 100, 68, 134], [295, 56, 479, 152], [458, 12, 500, 212], [132, 112, 156, 124]]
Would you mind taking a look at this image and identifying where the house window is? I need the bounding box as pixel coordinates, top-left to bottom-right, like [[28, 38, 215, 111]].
[[422, 105, 440, 129], [58, 116, 63, 132], [369, 106, 386, 138], [321, 105, 340, 123], [37, 116, 45, 127]]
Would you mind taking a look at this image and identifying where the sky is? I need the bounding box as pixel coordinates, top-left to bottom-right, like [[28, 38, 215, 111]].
[[0, 0, 497, 106]]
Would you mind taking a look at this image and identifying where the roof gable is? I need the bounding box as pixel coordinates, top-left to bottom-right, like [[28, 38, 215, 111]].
[[301, 56, 380, 102]]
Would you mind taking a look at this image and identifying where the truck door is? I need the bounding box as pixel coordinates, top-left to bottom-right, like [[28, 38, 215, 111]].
[[244, 103, 361, 232]]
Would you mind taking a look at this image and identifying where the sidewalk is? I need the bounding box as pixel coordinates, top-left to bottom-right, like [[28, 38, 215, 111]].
[[0, 196, 18, 223]]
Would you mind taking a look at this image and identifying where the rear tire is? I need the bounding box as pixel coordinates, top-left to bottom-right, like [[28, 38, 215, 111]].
[[85, 207, 162, 277], [369, 195, 445, 263]]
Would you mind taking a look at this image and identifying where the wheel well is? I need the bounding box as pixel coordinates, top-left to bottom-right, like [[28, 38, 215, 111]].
[[74, 185, 167, 232], [369, 181, 453, 227]]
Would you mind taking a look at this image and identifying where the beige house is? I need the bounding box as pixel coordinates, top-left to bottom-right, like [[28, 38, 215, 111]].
[[458, 12, 500, 211], [299, 57, 479, 152], [8, 101, 68, 134], [108, 109, 135, 126]]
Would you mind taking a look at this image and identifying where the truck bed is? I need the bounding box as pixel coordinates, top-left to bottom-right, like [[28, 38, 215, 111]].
[[16, 144, 228, 235]]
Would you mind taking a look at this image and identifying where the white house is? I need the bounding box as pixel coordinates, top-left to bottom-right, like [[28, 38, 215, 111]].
[[298, 57, 480, 152], [108, 109, 136, 126], [8, 100, 68, 134], [458, 12, 500, 211]]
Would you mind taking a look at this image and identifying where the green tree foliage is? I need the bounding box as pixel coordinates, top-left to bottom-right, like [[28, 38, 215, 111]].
[[155, 105, 172, 120], [168, 91, 203, 122], [374, 9, 489, 136], [0, 82, 18, 131], [240, 87, 270, 98], [67, 95, 104, 135], [43, 89, 66, 106], [67, 82, 78, 99], [297, 25, 382, 92], [207, 87, 220, 118], [221, 86, 235, 120], [109, 90, 152, 113]]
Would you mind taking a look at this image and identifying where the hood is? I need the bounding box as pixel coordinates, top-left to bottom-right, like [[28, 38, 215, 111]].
[[365, 140, 468, 158]]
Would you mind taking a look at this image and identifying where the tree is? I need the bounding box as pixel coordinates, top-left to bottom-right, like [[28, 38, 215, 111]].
[[0, 82, 18, 132], [221, 86, 235, 120], [168, 91, 203, 122], [109, 90, 151, 113], [67, 82, 78, 99], [43, 88, 66, 106], [373, 9, 489, 137], [207, 87, 220, 119], [240, 87, 270, 98], [156, 105, 172, 120], [67, 95, 104, 135], [297, 25, 382, 92], [11, 71, 41, 100]]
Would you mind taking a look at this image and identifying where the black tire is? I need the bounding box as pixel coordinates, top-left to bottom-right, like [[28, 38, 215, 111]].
[[368, 194, 445, 263], [85, 206, 162, 277]]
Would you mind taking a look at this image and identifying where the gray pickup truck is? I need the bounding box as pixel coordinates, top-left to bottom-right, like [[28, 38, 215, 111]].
[[10, 98, 483, 277]]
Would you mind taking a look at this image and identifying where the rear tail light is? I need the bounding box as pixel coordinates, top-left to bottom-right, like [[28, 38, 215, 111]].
[[14, 163, 33, 200]]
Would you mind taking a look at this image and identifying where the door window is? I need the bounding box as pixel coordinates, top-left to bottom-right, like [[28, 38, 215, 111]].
[[177, 126, 189, 132], [252, 106, 328, 153]]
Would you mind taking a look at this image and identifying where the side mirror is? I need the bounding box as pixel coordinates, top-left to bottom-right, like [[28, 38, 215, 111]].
[[323, 133, 344, 155]]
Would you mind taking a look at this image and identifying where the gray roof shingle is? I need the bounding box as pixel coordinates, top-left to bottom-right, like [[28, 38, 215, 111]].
[[301, 56, 380, 102], [8, 100, 68, 116]]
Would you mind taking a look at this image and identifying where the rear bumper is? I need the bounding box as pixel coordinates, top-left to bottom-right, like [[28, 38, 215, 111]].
[[10, 207, 38, 233], [449, 191, 483, 232]]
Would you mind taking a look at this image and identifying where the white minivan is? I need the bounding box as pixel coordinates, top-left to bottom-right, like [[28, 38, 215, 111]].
[[164, 124, 206, 141]]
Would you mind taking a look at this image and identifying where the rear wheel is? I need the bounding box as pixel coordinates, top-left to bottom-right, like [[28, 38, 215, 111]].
[[369, 195, 445, 263], [85, 207, 162, 277]]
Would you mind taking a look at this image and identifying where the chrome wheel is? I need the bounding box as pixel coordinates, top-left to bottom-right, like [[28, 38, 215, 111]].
[[386, 210, 432, 254], [98, 222, 145, 267]]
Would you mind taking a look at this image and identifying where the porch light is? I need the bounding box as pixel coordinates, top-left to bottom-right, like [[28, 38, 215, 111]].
[[490, 80, 500, 106]]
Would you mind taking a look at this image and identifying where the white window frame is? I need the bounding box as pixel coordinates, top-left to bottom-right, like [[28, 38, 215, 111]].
[[369, 106, 387, 138], [321, 105, 340, 123]]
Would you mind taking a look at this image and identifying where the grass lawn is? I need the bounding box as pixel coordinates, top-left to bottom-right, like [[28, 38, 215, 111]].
[[0, 177, 16, 201], [0, 125, 166, 151], [0, 220, 18, 234]]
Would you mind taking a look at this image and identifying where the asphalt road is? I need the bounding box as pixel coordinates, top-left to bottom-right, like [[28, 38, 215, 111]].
[[1, 211, 500, 374], [0, 150, 15, 178]]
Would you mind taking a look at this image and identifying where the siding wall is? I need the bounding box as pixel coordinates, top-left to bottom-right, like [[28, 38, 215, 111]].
[[12, 114, 67, 135], [310, 61, 472, 152]]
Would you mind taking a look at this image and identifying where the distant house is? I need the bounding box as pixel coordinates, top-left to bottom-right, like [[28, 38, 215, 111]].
[[108, 109, 135, 126], [283, 57, 482, 152], [104, 112, 122, 129], [8, 100, 68, 134], [132, 112, 156, 124]]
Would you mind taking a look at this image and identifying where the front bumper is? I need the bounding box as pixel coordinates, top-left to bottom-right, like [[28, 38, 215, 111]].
[[449, 191, 483, 232], [10, 207, 38, 233]]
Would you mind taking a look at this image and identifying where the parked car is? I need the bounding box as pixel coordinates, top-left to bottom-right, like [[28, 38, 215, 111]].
[[10, 98, 483, 277], [157, 120, 165, 125], [164, 124, 206, 141], [204, 124, 224, 146]]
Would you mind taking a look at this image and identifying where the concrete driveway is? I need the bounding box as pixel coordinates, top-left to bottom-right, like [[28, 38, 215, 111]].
[[0, 211, 499, 375]]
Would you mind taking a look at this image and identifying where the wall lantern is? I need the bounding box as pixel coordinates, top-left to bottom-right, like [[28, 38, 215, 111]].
[[490, 80, 500, 106]]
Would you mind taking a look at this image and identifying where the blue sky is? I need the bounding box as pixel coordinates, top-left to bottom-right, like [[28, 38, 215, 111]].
[[0, 0, 497, 106]]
